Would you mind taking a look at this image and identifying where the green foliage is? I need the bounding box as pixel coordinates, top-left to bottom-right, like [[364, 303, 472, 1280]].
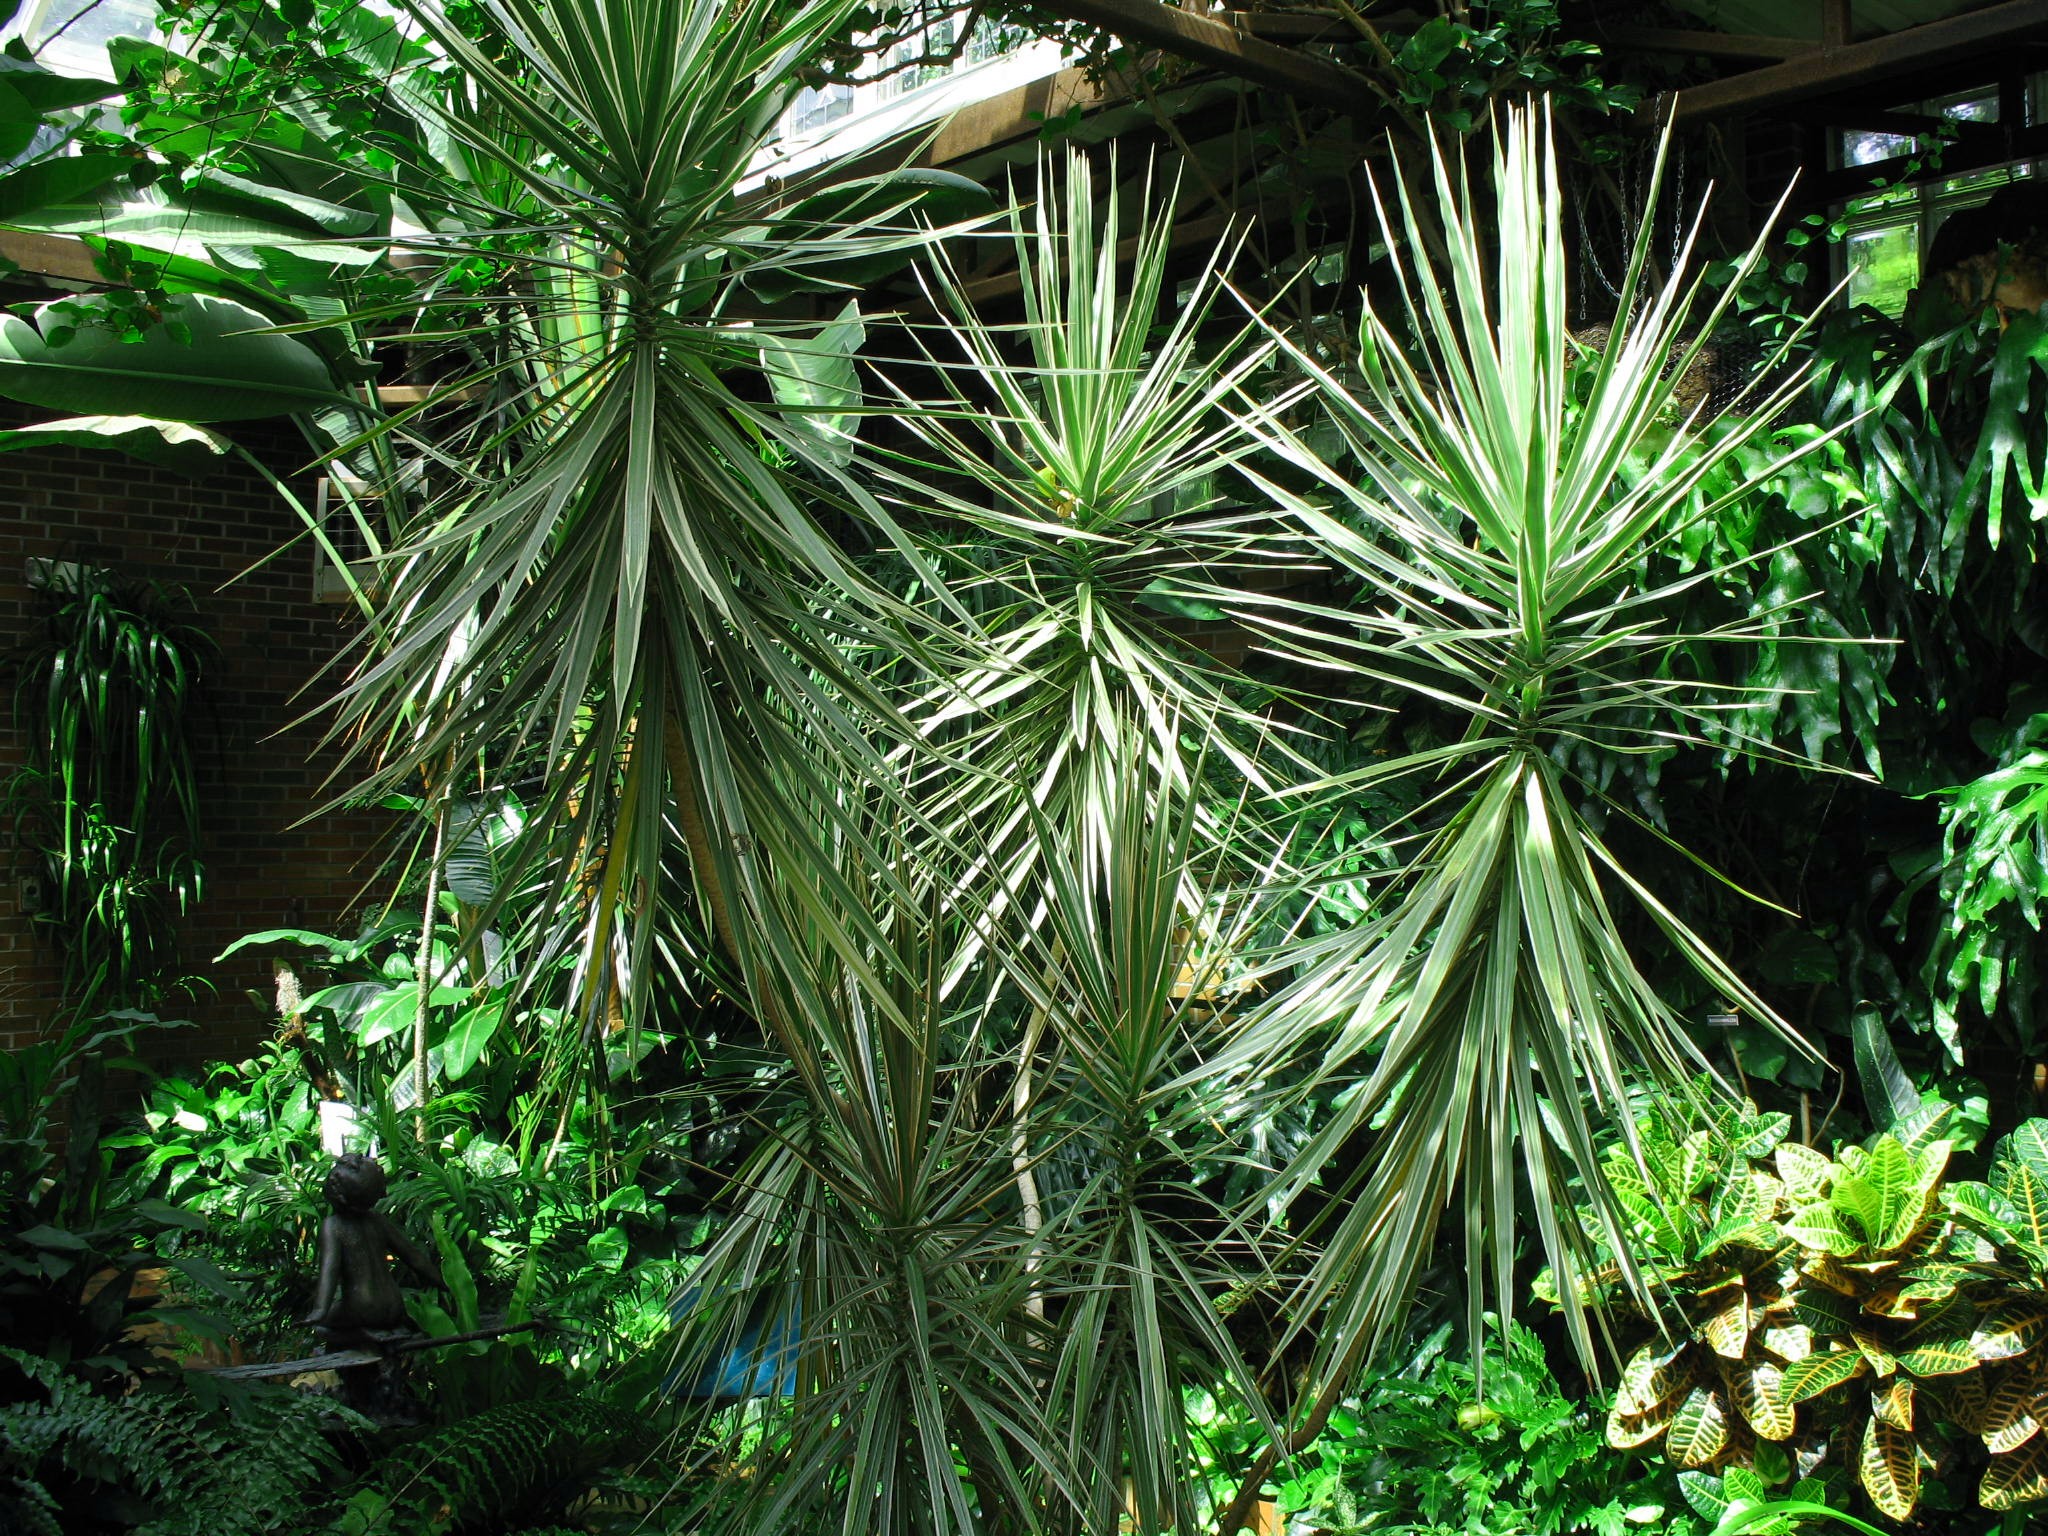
[[1928, 703, 2048, 1062], [335, 1394, 651, 1535], [0, 1344, 365, 1536], [1275, 1321, 1682, 1536], [1554, 1093, 2048, 1521], [2, 564, 214, 1023]]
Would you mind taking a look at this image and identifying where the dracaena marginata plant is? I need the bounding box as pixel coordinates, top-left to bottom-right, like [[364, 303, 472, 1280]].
[[1210, 102, 1857, 1482], [665, 716, 1290, 1536], [304, 0, 994, 1126], [876, 149, 1315, 918]]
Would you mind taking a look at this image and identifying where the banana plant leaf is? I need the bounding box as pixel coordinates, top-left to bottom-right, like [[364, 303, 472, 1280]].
[[0, 414, 229, 473], [0, 294, 344, 421]]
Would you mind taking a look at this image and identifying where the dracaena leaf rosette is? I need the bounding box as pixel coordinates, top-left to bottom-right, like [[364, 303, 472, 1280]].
[[665, 732, 1287, 1536], [1222, 104, 1841, 1383], [879, 150, 1312, 905], [317, 0, 970, 1099]]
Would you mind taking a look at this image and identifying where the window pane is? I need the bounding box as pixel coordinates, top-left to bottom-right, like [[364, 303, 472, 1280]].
[[1844, 129, 1916, 166], [1846, 225, 1920, 317], [7, 0, 159, 79]]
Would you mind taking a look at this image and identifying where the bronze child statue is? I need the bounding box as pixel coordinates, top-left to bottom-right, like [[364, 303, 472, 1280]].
[[305, 1152, 440, 1343]]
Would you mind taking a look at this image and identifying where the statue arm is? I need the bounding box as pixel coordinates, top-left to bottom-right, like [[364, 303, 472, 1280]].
[[379, 1215, 443, 1288], [305, 1213, 343, 1324]]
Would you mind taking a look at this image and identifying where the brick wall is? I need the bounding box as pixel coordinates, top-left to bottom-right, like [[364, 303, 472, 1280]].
[[0, 409, 389, 1071]]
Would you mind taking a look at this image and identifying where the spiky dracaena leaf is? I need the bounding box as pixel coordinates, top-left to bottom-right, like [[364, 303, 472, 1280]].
[[1221, 103, 1844, 1387]]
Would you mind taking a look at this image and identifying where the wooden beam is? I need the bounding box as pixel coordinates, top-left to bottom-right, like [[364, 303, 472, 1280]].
[[0, 229, 103, 285], [1026, 0, 1373, 111], [1225, 10, 1348, 42], [922, 65, 1113, 164], [1603, 26, 1817, 61], [1662, 0, 2048, 124], [1821, 0, 1851, 49]]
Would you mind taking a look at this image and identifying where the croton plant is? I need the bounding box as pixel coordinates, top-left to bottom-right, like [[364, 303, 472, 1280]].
[[1548, 1086, 2048, 1521]]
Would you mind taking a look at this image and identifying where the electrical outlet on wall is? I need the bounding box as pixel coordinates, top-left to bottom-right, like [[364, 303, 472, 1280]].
[[16, 875, 44, 914]]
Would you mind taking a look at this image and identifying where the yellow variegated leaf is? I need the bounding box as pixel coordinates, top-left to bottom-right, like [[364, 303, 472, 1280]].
[[1606, 1397, 1679, 1450], [1981, 1361, 2043, 1450], [1781, 1349, 1867, 1403], [1798, 1254, 1861, 1298], [1997, 1159, 2048, 1250], [1726, 1358, 1794, 1440], [1973, 1302, 2048, 1363], [1666, 1386, 1729, 1467], [1873, 1376, 1916, 1430], [1854, 1329, 1898, 1376], [1860, 1415, 1921, 1520], [1898, 1263, 1973, 1307], [1763, 1321, 1814, 1362], [1613, 1343, 1697, 1418], [1704, 1292, 1750, 1360], [1948, 1366, 1991, 1433], [1982, 1433, 2048, 1511], [1785, 1202, 1860, 1257], [1776, 1143, 1832, 1202], [1987, 1413, 2038, 1454], [1899, 1336, 1980, 1377]]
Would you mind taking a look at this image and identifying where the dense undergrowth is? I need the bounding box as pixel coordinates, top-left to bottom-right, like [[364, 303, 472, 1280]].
[[4, 0, 2048, 1532]]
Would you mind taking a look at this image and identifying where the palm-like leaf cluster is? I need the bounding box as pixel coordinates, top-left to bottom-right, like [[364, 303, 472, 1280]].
[[1223, 108, 1835, 1390], [88, 0, 1857, 1517]]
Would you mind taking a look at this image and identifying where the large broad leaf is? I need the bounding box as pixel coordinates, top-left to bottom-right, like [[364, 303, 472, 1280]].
[[0, 414, 229, 473], [1972, 1301, 2048, 1362], [1852, 1007, 1921, 1131], [1725, 1359, 1794, 1440], [0, 57, 124, 114], [1780, 1349, 1868, 1402], [0, 154, 126, 222], [759, 301, 863, 469], [1665, 1386, 1729, 1466], [438, 1000, 505, 1080], [1859, 1415, 1921, 1520], [1984, 1433, 2048, 1510], [0, 294, 341, 421]]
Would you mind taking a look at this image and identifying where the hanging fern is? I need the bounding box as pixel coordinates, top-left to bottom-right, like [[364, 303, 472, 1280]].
[[335, 1395, 652, 1535], [0, 1345, 366, 1536]]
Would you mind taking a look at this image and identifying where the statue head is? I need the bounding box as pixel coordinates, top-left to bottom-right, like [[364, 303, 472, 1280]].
[[324, 1152, 388, 1212]]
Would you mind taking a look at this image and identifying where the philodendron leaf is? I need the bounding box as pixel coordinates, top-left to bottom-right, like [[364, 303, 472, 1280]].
[[439, 1001, 503, 1081], [1859, 1415, 1921, 1520], [1666, 1386, 1730, 1466], [0, 414, 230, 473], [759, 300, 863, 469], [1984, 1434, 2048, 1510], [1853, 1006, 1920, 1131], [0, 294, 340, 421]]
